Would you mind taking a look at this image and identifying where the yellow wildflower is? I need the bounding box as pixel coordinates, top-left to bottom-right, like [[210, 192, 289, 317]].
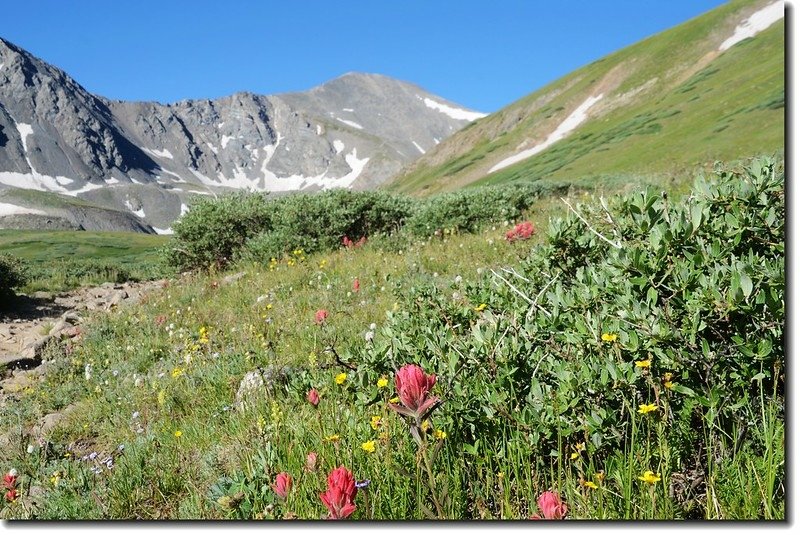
[[361, 440, 376, 454], [324, 434, 340, 443], [637, 403, 658, 415], [388, 396, 400, 404], [595, 471, 606, 483], [370, 415, 382, 430], [308, 352, 318, 367], [434, 429, 447, 440], [635, 359, 651, 368], [582, 480, 598, 489], [174, 430, 183, 438], [421, 419, 431, 432], [638, 471, 661, 484], [171, 367, 184, 379], [474, 303, 487, 312], [157, 390, 166, 405], [50, 471, 62, 487], [319, 259, 327, 269], [663, 372, 674, 381], [376, 377, 389, 389], [570, 452, 580, 460], [335, 373, 347, 385], [664, 381, 675, 390], [601, 333, 618, 342]]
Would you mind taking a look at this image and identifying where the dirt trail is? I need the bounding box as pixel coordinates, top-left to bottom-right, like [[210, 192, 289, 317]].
[[0, 280, 167, 397]]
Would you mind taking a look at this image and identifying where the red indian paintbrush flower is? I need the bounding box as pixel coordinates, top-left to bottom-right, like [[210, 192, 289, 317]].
[[5, 489, 18, 502], [352, 278, 360, 292], [3, 473, 16, 490], [530, 490, 568, 519], [307, 388, 320, 407], [506, 221, 535, 242], [388, 364, 440, 423], [315, 309, 329, 324], [273, 472, 293, 500], [319, 465, 357, 519]]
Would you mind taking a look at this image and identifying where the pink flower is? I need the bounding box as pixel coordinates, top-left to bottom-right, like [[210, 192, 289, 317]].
[[273, 472, 293, 500], [352, 278, 360, 293], [506, 221, 535, 242], [4, 489, 18, 502], [320, 465, 357, 519], [342, 236, 354, 248], [305, 452, 318, 472], [388, 364, 440, 422], [315, 309, 329, 324], [3, 472, 16, 490], [307, 388, 320, 407], [530, 490, 568, 520]]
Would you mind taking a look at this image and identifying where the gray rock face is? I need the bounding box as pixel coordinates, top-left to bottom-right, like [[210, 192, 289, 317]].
[[0, 38, 486, 232]]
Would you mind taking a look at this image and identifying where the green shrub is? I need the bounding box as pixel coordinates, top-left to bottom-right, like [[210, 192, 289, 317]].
[[404, 181, 571, 236], [0, 253, 28, 296], [165, 192, 274, 271], [354, 157, 784, 472], [241, 190, 414, 262]]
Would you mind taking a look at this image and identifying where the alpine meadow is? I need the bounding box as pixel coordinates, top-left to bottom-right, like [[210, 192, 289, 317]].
[[0, 0, 785, 521]]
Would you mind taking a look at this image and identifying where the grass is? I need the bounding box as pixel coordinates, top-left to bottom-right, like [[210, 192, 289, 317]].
[[0, 167, 784, 519], [388, 0, 784, 195], [0, 230, 169, 293]]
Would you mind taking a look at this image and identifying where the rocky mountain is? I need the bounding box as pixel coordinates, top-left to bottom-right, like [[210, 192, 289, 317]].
[[0, 38, 485, 232], [388, 0, 784, 195]]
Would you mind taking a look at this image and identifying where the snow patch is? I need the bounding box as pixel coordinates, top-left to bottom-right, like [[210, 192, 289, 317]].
[[142, 147, 174, 159], [316, 125, 323, 136], [105, 177, 120, 184], [421, 97, 487, 122], [0, 172, 97, 196], [0, 202, 48, 217], [153, 227, 174, 235], [180, 203, 190, 216], [206, 142, 219, 154], [0, 63, 4, 71], [221, 135, 235, 149], [489, 94, 604, 174], [720, 1, 783, 51], [335, 118, 364, 130], [162, 170, 187, 183], [217, 122, 225, 129], [412, 141, 426, 154], [433, 137, 440, 145], [124, 199, 146, 218], [333, 140, 345, 154], [342, 108, 354, 112], [16, 123, 33, 152]]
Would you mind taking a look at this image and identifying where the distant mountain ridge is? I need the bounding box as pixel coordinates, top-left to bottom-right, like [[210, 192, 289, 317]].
[[0, 39, 485, 232], [387, 0, 784, 195]]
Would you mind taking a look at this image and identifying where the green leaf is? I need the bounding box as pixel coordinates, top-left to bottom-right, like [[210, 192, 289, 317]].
[[740, 273, 753, 299], [671, 384, 697, 397]]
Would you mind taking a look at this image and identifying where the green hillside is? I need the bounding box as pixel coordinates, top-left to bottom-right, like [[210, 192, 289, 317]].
[[388, 0, 784, 195]]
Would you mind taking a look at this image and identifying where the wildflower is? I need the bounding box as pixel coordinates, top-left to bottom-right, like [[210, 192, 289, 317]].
[[273, 472, 293, 500], [355, 479, 370, 489], [505, 221, 536, 242], [307, 388, 320, 407], [50, 471, 62, 487], [388, 364, 441, 424], [376, 377, 388, 389], [582, 480, 599, 490], [361, 440, 376, 454], [637, 403, 658, 415], [174, 430, 183, 438], [433, 429, 447, 440], [306, 452, 318, 472], [638, 471, 661, 484], [474, 303, 487, 312], [365, 331, 374, 342], [320, 466, 357, 519], [3, 470, 17, 490], [595, 471, 606, 483], [635, 359, 651, 368], [388, 396, 400, 404], [570, 452, 580, 460], [530, 490, 568, 520], [370, 416, 382, 430], [421, 419, 431, 432], [324, 434, 340, 443], [315, 309, 329, 325], [335, 373, 347, 385], [5, 489, 18, 502], [352, 278, 360, 293], [601, 333, 618, 342], [171, 367, 184, 379], [664, 380, 675, 390]]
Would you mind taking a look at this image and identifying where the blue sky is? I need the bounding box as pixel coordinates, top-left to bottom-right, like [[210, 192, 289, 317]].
[[1, 1, 728, 112]]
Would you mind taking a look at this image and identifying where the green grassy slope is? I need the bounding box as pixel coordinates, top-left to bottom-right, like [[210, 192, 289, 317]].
[[0, 230, 168, 292], [388, 0, 784, 195]]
